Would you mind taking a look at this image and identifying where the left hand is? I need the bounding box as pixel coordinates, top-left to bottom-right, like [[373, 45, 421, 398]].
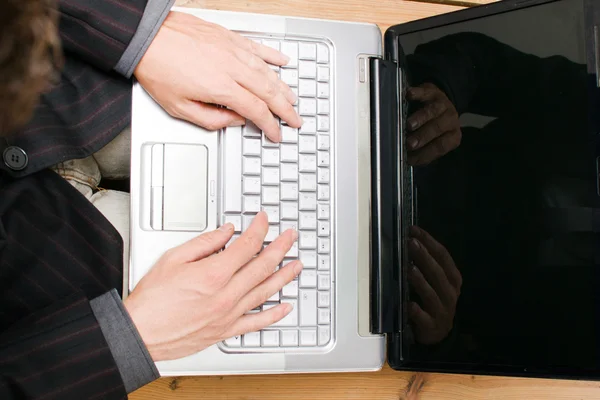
[[407, 226, 462, 345], [406, 83, 461, 166]]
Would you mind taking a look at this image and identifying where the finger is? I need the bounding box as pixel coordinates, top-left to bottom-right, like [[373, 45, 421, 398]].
[[408, 301, 435, 333], [409, 238, 456, 306], [202, 212, 269, 277], [230, 54, 302, 130], [225, 229, 298, 300], [278, 79, 298, 105], [406, 84, 440, 103], [406, 109, 457, 151], [229, 32, 290, 66], [233, 56, 302, 128], [233, 260, 303, 315], [216, 82, 282, 142], [410, 226, 462, 290], [406, 100, 448, 136], [163, 223, 234, 265], [407, 129, 461, 166], [223, 303, 293, 338], [173, 101, 245, 131], [408, 263, 445, 317]]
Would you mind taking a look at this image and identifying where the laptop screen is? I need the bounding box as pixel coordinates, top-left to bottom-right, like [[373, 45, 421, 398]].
[[396, 0, 600, 377]]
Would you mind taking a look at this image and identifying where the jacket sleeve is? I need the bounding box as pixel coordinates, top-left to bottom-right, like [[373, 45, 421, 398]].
[[57, 0, 149, 71], [0, 292, 128, 400]]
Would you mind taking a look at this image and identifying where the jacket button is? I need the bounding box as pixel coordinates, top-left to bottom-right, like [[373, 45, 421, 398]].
[[3, 146, 28, 171]]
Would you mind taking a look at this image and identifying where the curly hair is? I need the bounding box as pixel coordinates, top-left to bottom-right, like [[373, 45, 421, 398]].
[[0, 0, 62, 136]]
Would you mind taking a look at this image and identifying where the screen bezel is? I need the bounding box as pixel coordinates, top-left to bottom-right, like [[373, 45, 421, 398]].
[[383, 0, 600, 380]]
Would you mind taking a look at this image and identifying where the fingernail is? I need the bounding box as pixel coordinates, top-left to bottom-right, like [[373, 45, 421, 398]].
[[410, 238, 420, 249], [408, 119, 418, 131], [219, 223, 233, 232], [283, 302, 293, 313], [282, 55, 290, 64], [407, 137, 418, 150], [291, 229, 298, 241], [293, 261, 303, 275]]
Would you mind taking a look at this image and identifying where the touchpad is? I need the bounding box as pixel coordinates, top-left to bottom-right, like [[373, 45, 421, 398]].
[[162, 143, 208, 231]]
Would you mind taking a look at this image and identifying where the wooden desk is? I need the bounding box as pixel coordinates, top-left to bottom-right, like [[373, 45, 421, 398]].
[[132, 1, 600, 398]]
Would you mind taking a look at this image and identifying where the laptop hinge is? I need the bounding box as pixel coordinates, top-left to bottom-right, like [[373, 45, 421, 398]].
[[369, 57, 402, 335]]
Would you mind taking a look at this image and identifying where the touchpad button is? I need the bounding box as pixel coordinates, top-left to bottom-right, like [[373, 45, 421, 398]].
[[163, 144, 208, 231]]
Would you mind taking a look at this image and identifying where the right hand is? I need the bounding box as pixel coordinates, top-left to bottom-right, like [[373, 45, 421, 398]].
[[134, 11, 302, 142], [124, 212, 303, 361]]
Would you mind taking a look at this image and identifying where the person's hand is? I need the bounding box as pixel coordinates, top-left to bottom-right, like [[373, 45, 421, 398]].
[[407, 226, 462, 345], [134, 12, 302, 142], [124, 212, 303, 361], [406, 83, 461, 165]]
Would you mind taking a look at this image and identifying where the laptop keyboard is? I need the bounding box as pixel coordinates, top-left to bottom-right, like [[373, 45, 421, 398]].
[[220, 37, 333, 350]]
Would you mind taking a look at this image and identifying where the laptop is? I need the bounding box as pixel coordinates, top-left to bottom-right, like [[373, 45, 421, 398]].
[[130, 0, 600, 379]]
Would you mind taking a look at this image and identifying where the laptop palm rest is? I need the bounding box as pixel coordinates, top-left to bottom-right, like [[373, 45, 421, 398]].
[[152, 143, 209, 232]]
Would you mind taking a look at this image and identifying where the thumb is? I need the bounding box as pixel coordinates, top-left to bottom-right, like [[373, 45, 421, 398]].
[[165, 223, 235, 264], [177, 101, 245, 131]]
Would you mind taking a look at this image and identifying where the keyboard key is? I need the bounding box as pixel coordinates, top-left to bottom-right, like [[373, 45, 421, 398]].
[[318, 291, 330, 307], [318, 238, 330, 254], [281, 182, 299, 201], [300, 329, 318, 346], [299, 231, 317, 249], [318, 255, 330, 271], [299, 250, 317, 268], [281, 69, 298, 86], [317, 135, 330, 151], [317, 82, 329, 98], [299, 211, 317, 230], [265, 224, 279, 242], [224, 126, 242, 213], [299, 42, 317, 60], [318, 308, 330, 324], [272, 299, 298, 327], [262, 134, 279, 148], [299, 136, 316, 154], [243, 215, 254, 231], [318, 220, 329, 236], [299, 79, 316, 97], [318, 274, 331, 290], [262, 39, 280, 51], [318, 203, 329, 219], [281, 163, 298, 181], [243, 157, 261, 175], [262, 330, 279, 347], [268, 291, 280, 302], [243, 332, 260, 347], [280, 144, 299, 162], [317, 99, 329, 114], [299, 155, 317, 172], [281, 330, 299, 346], [243, 176, 261, 194], [262, 148, 280, 166], [299, 174, 317, 192], [318, 326, 331, 346], [263, 205, 280, 223], [243, 195, 260, 213], [299, 289, 317, 325], [243, 138, 261, 156], [281, 41, 298, 68], [318, 184, 329, 201], [300, 270, 317, 289], [281, 125, 298, 143], [286, 241, 299, 258], [299, 98, 316, 115], [262, 187, 280, 205], [244, 121, 261, 137], [225, 335, 241, 347], [281, 202, 298, 220], [300, 117, 317, 134], [317, 66, 329, 82], [317, 116, 330, 131], [262, 167, 279, 185], [299, 60, 317, 79], [317, 43, 329, 63], [224, 215, 242, 232], [282, 280, 299, 297], [299, 192, 317, 210], [317, 151, 330, 167]]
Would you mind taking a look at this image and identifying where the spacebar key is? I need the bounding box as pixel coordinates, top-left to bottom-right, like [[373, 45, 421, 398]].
[[224, 126, 242, 213]]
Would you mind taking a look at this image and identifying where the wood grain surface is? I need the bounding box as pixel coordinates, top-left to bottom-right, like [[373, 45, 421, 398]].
[[131, 1, 600, 399]]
